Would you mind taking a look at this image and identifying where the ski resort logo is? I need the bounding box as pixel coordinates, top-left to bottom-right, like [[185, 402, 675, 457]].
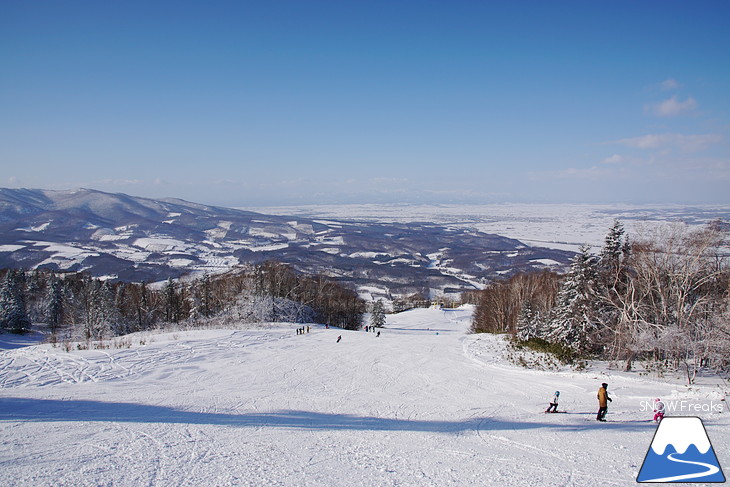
[[637, 417, 725, 483]]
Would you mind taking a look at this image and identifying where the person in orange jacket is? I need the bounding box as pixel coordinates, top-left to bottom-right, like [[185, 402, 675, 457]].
[[596, 383, 612, 421]]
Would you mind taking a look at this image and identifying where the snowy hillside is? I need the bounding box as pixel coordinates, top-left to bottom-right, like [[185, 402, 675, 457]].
[[1, 307, 727, 486], [0, 188, 574, 298]]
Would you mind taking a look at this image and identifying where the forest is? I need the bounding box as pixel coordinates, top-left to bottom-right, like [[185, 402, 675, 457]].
[[0, 260, 365, 342], [468, 220, 730, 381], [3, 218, 729, 385]]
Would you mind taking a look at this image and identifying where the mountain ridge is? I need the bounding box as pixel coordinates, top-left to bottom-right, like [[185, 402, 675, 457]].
[[0, 188, 574, 299]]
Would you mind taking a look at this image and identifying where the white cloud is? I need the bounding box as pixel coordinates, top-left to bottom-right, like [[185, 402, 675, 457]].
[[612, 133, 722, 153], [370, 177, 409, 185], [7, 176, 22, 187], [646, 95, 697, 117], [532, 165, 616, 181], [660, 79, 680, 91], [601, 154, 624, 164]]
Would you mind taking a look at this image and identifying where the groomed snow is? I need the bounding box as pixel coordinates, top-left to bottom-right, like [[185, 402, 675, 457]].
[[1, 307, 727, 486]]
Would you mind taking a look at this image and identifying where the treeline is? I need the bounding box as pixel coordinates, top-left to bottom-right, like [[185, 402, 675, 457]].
[[470, 220, 730, 380], [0, 260, 365, 340]]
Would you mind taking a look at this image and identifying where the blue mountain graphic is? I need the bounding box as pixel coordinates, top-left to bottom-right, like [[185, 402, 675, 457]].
[[638, 443, 725, 483]]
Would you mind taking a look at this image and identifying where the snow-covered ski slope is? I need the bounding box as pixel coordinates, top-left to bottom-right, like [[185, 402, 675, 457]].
[[1, 307, 727, 486]]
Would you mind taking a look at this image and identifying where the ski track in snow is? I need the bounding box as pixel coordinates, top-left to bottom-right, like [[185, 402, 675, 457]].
[[1, 307, 728, 486]]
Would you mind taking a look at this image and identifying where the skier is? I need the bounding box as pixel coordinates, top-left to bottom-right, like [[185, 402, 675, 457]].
[[376, 331, 380, 337], [545, 391, 560, 413], [336, 335, 342, 343], [596, 382, 612, 421], [653, 398, 665, 423]]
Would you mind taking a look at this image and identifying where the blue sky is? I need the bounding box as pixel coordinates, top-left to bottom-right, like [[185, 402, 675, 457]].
[[1, 1, 729, 206]]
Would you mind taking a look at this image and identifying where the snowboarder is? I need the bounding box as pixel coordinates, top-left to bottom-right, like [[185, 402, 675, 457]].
[[545, 391, 560, 413], [336, 335, 342, 343], [653, 398, 665, 423], [596, 383, 612, 421]]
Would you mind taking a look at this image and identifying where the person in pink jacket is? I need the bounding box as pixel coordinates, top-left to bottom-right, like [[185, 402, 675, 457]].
[[653, 398, 665, 422]]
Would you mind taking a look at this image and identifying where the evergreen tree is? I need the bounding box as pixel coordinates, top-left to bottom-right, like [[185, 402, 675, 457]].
[[516, 300, 541, 341], [163, 278, 182, 323], [546, 245, 600, 354], [600, 219, 625, 270], [45, 273, 65, 335], [84, 280, 116, 340], [598, 219, 631, 290], [190, 274, 215, 319], [0, 270, 31, 333], [371, 299, 386, 328], [595, 220, 635, 360]]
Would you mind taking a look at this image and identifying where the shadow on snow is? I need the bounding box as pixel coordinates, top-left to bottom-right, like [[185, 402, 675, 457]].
[[0, 397, 652, 433]]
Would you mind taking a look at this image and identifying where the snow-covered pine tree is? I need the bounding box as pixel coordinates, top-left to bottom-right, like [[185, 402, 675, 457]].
[[189, 274, 215, 319], [546, 244, 600, 355], [163, 278, 182, 323], [600, 220, 624, 268], [84, 280, 116, 340], [598, 219, 631, 290], [516, 300, 539, 341], [371, 299, 386, 328], [45, 273, 65, 335], [0, 270, 31, 334], [595, 219, 636, 363]]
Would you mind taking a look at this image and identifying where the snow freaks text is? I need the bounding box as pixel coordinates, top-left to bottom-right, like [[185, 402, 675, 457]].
[[639, 400, 725, 414]]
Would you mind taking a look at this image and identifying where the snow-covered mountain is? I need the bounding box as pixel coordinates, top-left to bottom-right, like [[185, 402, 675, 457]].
[[0, 188, 573, 298]]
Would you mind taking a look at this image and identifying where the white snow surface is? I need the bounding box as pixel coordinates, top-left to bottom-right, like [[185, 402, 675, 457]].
[[1, 307, 728, 486], [242, 203, 730, 253]]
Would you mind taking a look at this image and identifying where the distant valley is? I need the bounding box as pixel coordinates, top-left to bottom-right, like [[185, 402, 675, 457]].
[[0, 188, 575, 300]]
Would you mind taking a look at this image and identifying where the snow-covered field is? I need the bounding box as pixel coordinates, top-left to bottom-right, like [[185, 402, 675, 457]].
[[244, 203, 730, 252], [1, 307, 727, 486]]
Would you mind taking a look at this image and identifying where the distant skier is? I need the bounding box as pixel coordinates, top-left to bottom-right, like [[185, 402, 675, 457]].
[[653, 398, 665, 423], [596, 383, 612, 422], [336, 335, 342, 343], [545, 391, 560, 413], [376, 331, 380, 337]]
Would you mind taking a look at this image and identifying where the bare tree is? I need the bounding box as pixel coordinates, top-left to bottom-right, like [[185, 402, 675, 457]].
[[603, 222, 729, 380]]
